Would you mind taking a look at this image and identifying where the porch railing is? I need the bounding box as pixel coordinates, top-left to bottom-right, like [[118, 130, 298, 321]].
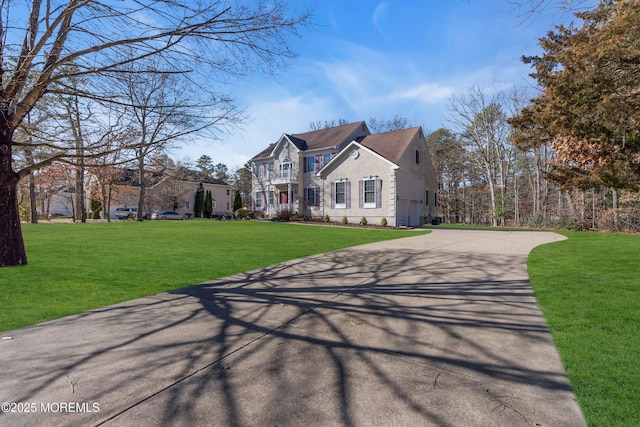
[[270, 169, 298, 184]]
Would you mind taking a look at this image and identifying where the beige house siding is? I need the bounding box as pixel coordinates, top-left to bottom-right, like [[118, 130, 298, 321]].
[[319, 146, 396, 225], [393, 132, 438, 226], [110, 179, 233, 219], [251, 122, 439, 226], [301, 149, 335, 218], [251, 137, 301, 216]]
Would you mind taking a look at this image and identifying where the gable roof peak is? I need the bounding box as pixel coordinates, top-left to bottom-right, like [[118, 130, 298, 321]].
[[289, 121, 369, 151], [358, 125, 424, 164], [250, 121, 371, 160]]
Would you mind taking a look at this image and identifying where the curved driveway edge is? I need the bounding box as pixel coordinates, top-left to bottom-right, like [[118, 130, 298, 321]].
[[0, 229, 586, 426]]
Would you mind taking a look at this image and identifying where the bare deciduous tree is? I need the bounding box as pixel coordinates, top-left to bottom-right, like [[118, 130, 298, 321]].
[[506, 0, 598, 22], [368, 115, 415, 134], [0, 0, 311, 266], [447, 86, 518, 226], [309, 119, 349, 131]]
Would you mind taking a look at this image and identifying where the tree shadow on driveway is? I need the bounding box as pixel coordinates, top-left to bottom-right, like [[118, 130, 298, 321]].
[[0, 232, 585, 427]]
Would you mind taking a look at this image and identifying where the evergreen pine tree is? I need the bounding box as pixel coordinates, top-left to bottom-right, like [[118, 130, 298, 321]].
[[234, 190, 242, 212], [194, 182, 205, 218], [204, 190, 213, 218]]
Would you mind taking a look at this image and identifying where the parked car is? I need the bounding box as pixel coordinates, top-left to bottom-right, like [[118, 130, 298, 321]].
[[115, 207, 137, 219], [151, 211, 187, 220]]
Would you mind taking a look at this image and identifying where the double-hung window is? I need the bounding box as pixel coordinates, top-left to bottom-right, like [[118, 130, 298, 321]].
[[331, 179, 350, 209], [323, 153, 332, 167], [305, 187, 319, 207], [360, 178, 382, 209], [363, 179, 376, 208], [335, 181, 346, 208], [305, 156, 315, 173]]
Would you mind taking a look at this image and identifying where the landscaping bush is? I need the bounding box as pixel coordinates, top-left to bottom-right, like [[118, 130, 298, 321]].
[[278, 209, 292, 221], [324, 214, 330, 223], [235, 208, 251, 220], [360, 217, 367, 225], [341, 216, 348, 224], [526, 215, 587, 231], [381, 217, 387, 226]]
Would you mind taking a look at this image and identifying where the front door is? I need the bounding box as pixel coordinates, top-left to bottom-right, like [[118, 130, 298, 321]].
[[279, 191, 288, 204]]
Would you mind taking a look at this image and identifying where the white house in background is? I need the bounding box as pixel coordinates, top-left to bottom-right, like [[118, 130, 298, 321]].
[[250, 121, 438, 227], [43, 187, 77, 217]]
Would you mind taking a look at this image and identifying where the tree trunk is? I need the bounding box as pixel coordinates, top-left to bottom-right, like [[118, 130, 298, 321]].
[[75, 166, 86, 222], [136, 156, 146, 221], [0, 136, 28, 266], [513, 176, 520, 226], [29, 171, 38, 223], [612, 188, 619, 230], [100, 180, 109, 221], [25, 148, 38, 224], [486, 167, 497, 227], [71, 94, 87, 223]]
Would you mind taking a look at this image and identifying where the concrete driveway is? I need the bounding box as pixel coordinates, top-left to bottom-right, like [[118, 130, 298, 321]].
[[0, 229, 586, 426]]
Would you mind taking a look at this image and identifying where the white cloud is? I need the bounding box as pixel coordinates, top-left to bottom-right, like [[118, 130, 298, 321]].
[[372, 2, 389, 35], [392, 83, 455, 104], [175, 6, 543, 170], [177, 92, 336, 169]]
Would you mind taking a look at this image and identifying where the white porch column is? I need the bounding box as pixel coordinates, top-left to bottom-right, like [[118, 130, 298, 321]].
[[287, 183, 292, 211]]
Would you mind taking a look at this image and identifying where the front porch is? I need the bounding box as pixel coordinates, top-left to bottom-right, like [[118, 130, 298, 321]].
[[263, 184, 298, 216]]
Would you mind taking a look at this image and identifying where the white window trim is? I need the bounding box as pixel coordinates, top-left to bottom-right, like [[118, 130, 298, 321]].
[[335, 180, 346, 209], [363, 178, 376, 209]]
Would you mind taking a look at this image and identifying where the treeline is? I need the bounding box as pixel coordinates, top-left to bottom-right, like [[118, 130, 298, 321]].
[[431, 1, 640, 232]]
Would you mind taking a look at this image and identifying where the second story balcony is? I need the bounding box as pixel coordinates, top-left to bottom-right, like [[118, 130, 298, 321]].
[[270, 168, 299, 184], [253, 169, 299, 185]]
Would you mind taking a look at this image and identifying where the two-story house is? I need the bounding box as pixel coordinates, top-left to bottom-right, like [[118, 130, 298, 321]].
[[250, 121, 438, 227]]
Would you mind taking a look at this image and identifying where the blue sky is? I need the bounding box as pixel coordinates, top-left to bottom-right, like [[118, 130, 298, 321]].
[[176, 0, 583, 170]]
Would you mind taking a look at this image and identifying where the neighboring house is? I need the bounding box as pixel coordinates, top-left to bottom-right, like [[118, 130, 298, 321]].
[[250, 121, 438, 227], [107, 168, 233, 219], [43, 187, 76, 217]]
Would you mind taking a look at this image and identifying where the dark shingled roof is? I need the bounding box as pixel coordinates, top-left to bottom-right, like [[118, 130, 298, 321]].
[[359, 126, 421, 164], [252, 143, 276, 160], [251, 121, 367, 160], [113, 167, 229, 187], [170, 166, 229, 185], [290, 121, 367, 150], [285, 134, 308, 151]]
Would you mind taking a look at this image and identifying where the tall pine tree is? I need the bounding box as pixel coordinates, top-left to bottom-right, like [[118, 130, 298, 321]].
[[194, 182, 205, 218], [511, 0, 640, 191], [204, 190, 213, 218], [234, 190, 243, 212]]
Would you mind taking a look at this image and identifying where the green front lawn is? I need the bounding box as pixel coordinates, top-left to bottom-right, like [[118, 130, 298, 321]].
[[0, 220, 425, 332], [2, 221, 638, 425], [528, 231, 640, 426]]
